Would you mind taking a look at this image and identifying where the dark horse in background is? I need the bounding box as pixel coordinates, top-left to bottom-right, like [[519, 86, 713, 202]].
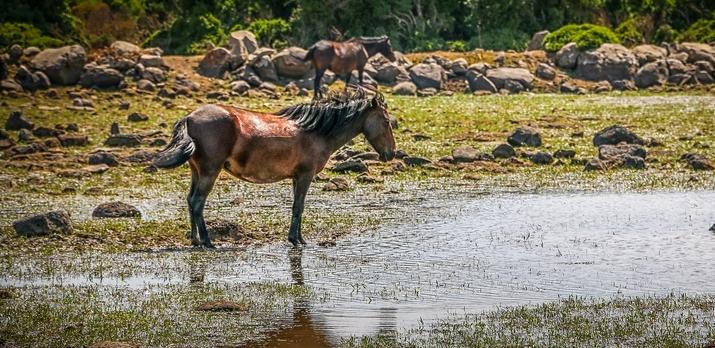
[[303, 36, 397, 98], [152, 88, 396, 247]]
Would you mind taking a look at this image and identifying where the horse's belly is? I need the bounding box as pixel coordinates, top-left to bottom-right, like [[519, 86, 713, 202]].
[[223, 157, 294, 184]]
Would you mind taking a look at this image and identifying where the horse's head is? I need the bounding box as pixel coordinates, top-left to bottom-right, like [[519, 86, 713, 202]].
[[380, 37, 397, 62], [362, 90, 395, 162]]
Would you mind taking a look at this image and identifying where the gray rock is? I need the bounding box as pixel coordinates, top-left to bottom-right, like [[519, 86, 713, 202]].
[[554, 149, 576, 158], [230, 80, 250, 94], [127, 112, 148, 122], [13, 210, 72, 236], [136, 79, 156, 92], [584, 158, 607, 171], [8, 44, 23, 63], [198, 48, 240, 79], [1, 79, 23, 92], [681, 153, 713, 171], [18, 128, 34, 141], [141, 67, 165, 83], [5, 111, 34, 130], [508, 126, 542, 147], [452, 145, 493, 163], [621, 154, 646, 169], [139, 54, 163, 68], [598, 143, 647, 161], [323, 177, 350, 191], [272, 47, 311, 78], [105, 134, 142, 147], [409, 63, 443, 90], [593, 125, 645, 146], [694, 70, 714, 85], [450, 58, 469, 75], [207, 219, 242, 239], [15, 65, 50, 91], [466, 71, 497, 93], [527, 30, 549, 51], [110, 41, 142, 57], [403, 156, 432, 166], [57, 135, 88, 147], [530, 151, 553, 164], [535, 63, 556, 80], [374, 62, 406, 84], [555, 43, 580, 69], [228, 31, 258, 57], [635, 61, 668, 88], [678, 42, 715, 66], [576, 44, 638, 82], [392, 81, 417, 96], [29, 45, 86, 85], [486, 68, 534, 90], [79, 65, 123, 88], [492, 143, 516, 158], [631, 45, 667, 65], [560, 81, 580, 94], [468, 62, 491, 75], [250, 55, 278, 82], [92, 202, 141, 218], [332, 159, 368, 173]]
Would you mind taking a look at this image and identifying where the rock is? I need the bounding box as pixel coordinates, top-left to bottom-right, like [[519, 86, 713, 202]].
[[272, 47, 311, 78], [576, 44, 638, 82], [18, 128, 34, 141], [486, 68, 534, 90], [6, 143, 48, 156], [0, 130, 14, 149], [322, 177, 350, 191], [598, 143, 647, 162], [230, 80, 250, 94], [89, 151, 119, 166], [403, 156, 432, 166], [559, 81, 580, 94], [141, 67, 165, 83], [681, 153, 713, 171], [110, 41, 142, 57], [56, 134, 87, 147], [530, 151, 553, 164], [492, 143, 516, 158], [391, 81, 417, 96], [83, 164, 110, 175], [92, 202, 141, 218], [527, 30, 549, 51], [32, 126, 59, 138], [5, 111, 34, 130], [15, 65, 50, 91], [29, 45, 86, 85], [250, 55, 278, 82], [110, 123, 120, 135], [409, 63, 443, 90], [535, 63, 556, 80], [417, 88, 437, 97], [610, 79, 637, 91], [466, 71, 497, 93], [23, 47, 40, 57], [206, 219, 242, 239], [631, 45, 666, 65], [374, 62, 405, 84], [13, 210, 72, 237], [584, 158, 607, 171], [139, 54, 163, 68], [356, 173, 383, 183], [554, 149, 576, 158], [679, 42, 715, 66], [452, 145, 493, 162], [124, 149, 155, 163], [1, 79, 23, 92], [635, 61, 668, 88], [228, 31, 258, 57], [79, 65, 123, 89], [694, 70, 714, 84], [104, 134, 142, 147], [450, 58, 469, 75], [8, 44, 23, 63], [198, 48, 239, 79], [555, 42, 580, 69], [507, 126, 542, 147], [593, 125, 645, 146], [621, 154, 645, 169], [332, 159, 368, 173], [136, 79, 156, 92], [127, 112, 149, 122]]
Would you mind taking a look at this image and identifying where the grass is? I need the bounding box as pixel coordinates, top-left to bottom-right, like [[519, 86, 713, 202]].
[[341, 294, 715, 348]]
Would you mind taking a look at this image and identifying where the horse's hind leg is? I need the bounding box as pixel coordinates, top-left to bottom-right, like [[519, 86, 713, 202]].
[[189, 168, 220, 248], [186, 162, 200, 245], [313, 69, 325, 99], [288, 172, 313, 246]]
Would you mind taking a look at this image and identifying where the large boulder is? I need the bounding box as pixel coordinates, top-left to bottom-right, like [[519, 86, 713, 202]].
[[631, 45, 667, 65], [29, 45, 86, 85], [535, 63, 556, 80], [374, 62, 406, 84], [466, 71, 497, 93], [5, 111, 34, 130], [593, 125, 645, 146], [409, 63, 443, 90], [678, 42, 715, 66], [555, 42, 580, 69], [197, 48, 240, 79], [635, 61, 668, 88], [13, 210, 72, 236], [228, 31, 258, 57], [391, 81, 417, 96], [79, 64, 123, 88], [15, 66, 50, 91], [527, 30, 549, 51], [507, 126, 542, 147], [250, 55, 278, 82], [272, 47, 311, 79], [110, 41, 142, 57], [576, 44, 638, 82], [486, 68, 534, 90]]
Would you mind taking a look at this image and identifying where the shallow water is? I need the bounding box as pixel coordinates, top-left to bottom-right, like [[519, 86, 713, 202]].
[[3, 190, 714, 346]]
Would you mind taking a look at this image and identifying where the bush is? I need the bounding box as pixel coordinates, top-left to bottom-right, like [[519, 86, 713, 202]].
[[543, 24, 620, 51], [473, 28, 530, 51], [447, 40, 468, 52], [144, 12, 226, 55], [235, 18, 291, 48], [0, 22, 65, 49], [678, 19, 715, 43], [653, 24, 678, 43], [615, 18, 645, 47]]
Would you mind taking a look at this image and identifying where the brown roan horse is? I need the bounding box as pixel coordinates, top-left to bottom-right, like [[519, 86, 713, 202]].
[[152, 88, 396, 247], [303, 36, 396, 98]]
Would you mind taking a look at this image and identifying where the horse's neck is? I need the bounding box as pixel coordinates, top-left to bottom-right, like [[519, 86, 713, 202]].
[[361, 42, 382, 57], [324, 115, 366, 153]]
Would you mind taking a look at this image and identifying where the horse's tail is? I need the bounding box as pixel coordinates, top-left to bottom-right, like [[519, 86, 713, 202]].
[[302, 45, 316, 62], [152, 117, 195, 169]]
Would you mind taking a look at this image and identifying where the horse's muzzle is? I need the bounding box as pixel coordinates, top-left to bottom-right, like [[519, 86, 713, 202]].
[[379, 151, 395, 162]]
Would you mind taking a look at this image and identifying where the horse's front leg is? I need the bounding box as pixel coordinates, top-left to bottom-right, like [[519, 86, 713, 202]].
[[288, 173, 312, 246], [358, 67, 364, 86]]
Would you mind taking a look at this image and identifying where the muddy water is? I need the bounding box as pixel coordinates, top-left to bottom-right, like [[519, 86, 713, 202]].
[[3, 190, 714, 346]]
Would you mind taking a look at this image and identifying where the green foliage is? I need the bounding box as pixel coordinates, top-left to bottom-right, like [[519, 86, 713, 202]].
[[447, 40, 468, 52], [474, 28, 530, 51], [653, 24, 678, 43], [0, 22, 66, 48], [241, 18, 291, 48], [678, 19, 715, 43], [616, 18, 646, 47], [144, 12, 226, 54], [544, 24, 621, 52]]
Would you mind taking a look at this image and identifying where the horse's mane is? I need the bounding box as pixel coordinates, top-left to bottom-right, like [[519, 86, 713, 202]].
[[276, 89, 382, 135], [349, 36, 388, 44]]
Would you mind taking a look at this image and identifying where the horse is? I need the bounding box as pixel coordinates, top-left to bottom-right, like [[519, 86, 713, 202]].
[[152, 88, 396, 248], [303, 36, 397, 98]]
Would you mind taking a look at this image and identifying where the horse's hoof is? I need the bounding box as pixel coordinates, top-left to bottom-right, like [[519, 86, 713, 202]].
[[190, 238, 202, 246], [288, 237, 299, 247], [299, 237, 307, 245], [202, 241, 215, 249]]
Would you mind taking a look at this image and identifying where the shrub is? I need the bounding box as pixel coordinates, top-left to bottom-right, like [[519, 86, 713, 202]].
[[235, 18, 291, 48], [543, 24, 620, 52], [0, 22, 65, 49], [447, 40, 468, 52], [653, 24, 678, 43], [144, 12, 226, 54], [615, 18, 645, 47], [472, 28, 529, 51], [678, 19, 715, 43]]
